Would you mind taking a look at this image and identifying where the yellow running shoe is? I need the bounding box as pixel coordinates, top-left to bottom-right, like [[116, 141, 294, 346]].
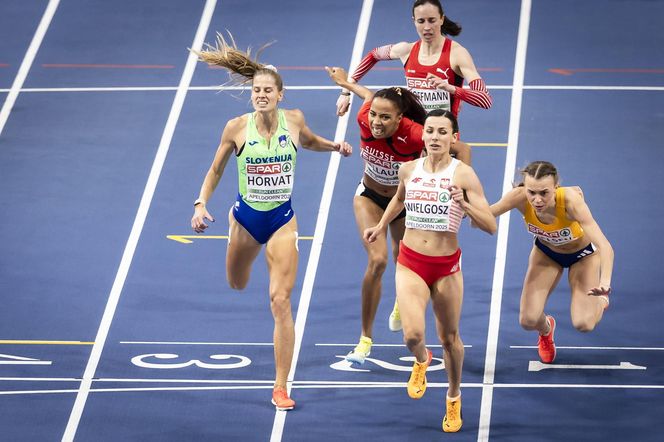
[[389, 300, 402, 332], [407, 349, 432, 399], [346, 336, 372, 365], [442, 396, 463, 432]]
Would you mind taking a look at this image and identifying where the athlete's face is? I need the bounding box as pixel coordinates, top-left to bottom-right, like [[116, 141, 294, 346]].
[[368, 97, 402, 138], [422, 115, 457, 155], [524, 175, 557, 213], [413, 3, 444, 43], [251, 74, 283, 111]]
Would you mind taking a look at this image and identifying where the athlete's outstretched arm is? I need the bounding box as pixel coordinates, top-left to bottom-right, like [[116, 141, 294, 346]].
[[290, 109, 352, 156], [191, 117, 241, 232], [326, 66, 373, 102], [350, 42, 413, 82], [336, 42, 413, 116], [566, 190, 614, 294], [490, 187, 527, 217]]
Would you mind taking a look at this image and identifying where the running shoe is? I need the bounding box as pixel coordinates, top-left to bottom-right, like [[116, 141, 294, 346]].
[[442, 396, 463, 432], [537, 315, 556, 363], [389, 301, 402, 332], [346, 336, 372, 365], [407, 349, 432, 399], [271, 387, 295, 411]]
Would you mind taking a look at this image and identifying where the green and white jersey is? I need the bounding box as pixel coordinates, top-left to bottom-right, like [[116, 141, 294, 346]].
[[237, 109, 297, 211]]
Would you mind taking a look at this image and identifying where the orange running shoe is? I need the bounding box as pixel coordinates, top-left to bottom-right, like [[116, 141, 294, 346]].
[[407, 349, 433, 399], [537, 315, 556, 363], [442, 396, 463, 433], [271, 387, 295, 411]]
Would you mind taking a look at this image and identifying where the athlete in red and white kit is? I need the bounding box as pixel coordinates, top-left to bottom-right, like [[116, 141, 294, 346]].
[[335, 0, 492, 330], [336, 0, 492, 163]]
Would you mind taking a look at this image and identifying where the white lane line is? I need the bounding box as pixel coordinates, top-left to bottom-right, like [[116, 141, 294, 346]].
[[0, 84, 664, 93], [528, 361, 647, 371], [60, 1, 218, 441], [0, 0, 60, 138], [119, 341, 275, 345], [4, 84, 662, 93], [478, 1, 532, 442], [268, 1, 374, 441], [4, 381, 664, 396]]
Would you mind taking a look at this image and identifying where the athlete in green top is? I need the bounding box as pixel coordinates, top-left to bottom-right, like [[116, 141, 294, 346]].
[[190, 34, 352, 412], [237, 108, 297, 212]]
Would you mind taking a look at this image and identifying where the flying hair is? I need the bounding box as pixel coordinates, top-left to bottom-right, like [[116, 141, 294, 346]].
[[191, 31, 282, 90]]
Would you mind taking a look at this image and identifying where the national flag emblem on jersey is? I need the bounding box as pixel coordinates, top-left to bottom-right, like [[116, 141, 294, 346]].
[[278, 135, 288, 148], [440, 178, 450, 188]]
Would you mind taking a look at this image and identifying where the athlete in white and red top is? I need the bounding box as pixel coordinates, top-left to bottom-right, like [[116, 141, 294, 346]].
[[364, 109, 495, 433], [403, 157, 465, 232], [336, 0, 492, 165]]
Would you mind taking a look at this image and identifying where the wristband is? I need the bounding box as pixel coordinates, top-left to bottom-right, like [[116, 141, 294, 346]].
[[194, 198, 206, 207], [340, 91, 351, 96]]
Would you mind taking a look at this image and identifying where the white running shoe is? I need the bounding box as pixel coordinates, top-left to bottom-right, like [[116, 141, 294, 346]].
[[345, 336, 372, 365], [389, 301, 402, 332]]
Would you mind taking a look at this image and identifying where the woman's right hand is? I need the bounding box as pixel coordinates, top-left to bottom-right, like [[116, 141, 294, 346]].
[[325, 66, 352, 116], [363, 225, 384, 243], [336, 93, 351, 116], [191, 206, 214, 233]]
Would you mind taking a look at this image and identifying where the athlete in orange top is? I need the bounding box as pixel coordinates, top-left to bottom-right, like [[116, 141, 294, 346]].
[[490, 161, 613, 364]]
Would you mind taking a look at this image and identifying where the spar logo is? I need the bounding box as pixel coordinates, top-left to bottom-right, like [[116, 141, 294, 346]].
[[247, 162, 292, 174], [406, 77, 433, 89], [528, 224, 571, 239], [406, 190, 438, 202], [439, 190, 450, 203]]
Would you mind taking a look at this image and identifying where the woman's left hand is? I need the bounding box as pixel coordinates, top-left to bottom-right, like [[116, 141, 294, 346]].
[[588, 286, 611, 296], [426, 72, 455, 93], [450, 185, 468, 209], [325, 66, 348, 86]]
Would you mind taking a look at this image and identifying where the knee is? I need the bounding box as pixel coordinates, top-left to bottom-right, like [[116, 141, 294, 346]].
[[404, 332, 424, 350], [440, 330, 460, 351], [228, 278, 248, 291], [366, 255, 388, 278], [269, 289, 292, 319], [227, 268, 250, 290], [519, 312, 540, 331], [571, 315, 596, 333]]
